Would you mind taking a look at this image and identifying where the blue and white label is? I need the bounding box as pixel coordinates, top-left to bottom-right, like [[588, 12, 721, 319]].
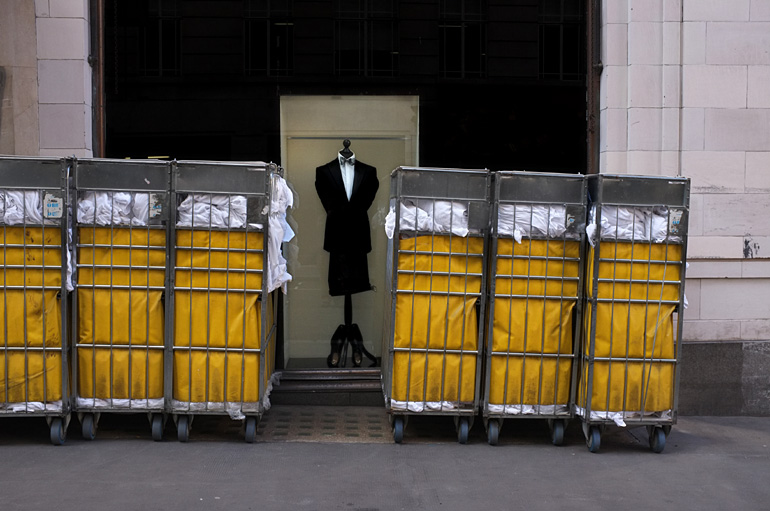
[[44, 193, 63, 219]]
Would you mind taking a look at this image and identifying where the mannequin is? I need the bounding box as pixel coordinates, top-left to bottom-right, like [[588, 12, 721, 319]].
[[315, 140, 379, 367]]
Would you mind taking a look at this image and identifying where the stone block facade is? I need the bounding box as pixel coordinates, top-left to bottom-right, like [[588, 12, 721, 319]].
[[601, 0, 770, 414]]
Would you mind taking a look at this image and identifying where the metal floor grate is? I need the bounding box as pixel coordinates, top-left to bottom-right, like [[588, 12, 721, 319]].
[[258, 406, 392, 443]]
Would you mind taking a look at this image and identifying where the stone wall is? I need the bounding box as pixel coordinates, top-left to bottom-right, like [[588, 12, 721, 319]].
[[0, 0, 93, 157]]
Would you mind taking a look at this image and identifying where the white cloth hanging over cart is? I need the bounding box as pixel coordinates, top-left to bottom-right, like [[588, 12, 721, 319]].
[[77, 191, 157, 226], [265, 174, 294, 293], [586, 205, 681, 246], [385, 199, 470, 238], [496, 204, 574, 243], [176, 194, 248, 228]]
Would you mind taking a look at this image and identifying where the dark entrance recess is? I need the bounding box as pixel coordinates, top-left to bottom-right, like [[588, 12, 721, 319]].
[[102, 0, 586, 173]]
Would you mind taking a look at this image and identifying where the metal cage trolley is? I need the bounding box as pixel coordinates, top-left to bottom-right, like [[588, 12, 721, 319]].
[[72, 159, 171, 441], [483, 171, 586, 446], [169, 161, 278, 443], [0, 156, 73, 444], [578, 174, 689, 453], [382, 166, 491, 444]]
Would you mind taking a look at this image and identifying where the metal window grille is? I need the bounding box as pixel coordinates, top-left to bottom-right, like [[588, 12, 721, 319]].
[[538, 0, 586, 81], [245, 0, 294, 76], [439, 0, 486, 79], [335, 0, 398, 77]]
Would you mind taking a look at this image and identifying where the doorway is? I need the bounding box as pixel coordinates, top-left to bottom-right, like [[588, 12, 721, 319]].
[[280, 95, 419, 368]]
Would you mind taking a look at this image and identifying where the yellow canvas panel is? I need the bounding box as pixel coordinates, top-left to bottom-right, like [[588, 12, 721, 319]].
[[394, 294, 478, 351], [78, 289, 164, 346], [175, 230, 264, 290], [587, 302, 676, 359], [397, 235, 483, 294], [173, 351, 260, 404], [1, 227, 63, 277], [488, 355, 572, 406], [584, 242, 680, 360], [391, 351, 477, 405], [1, 227, 63, 349], [492, 298, 575, 354], [579, 360, 674, 413], [494, 239, 580, 297], [77, 347, 163, 400], [1, 290, 62, 348], [587, 242, 681, 301], [76, 227, 165, 348], [174, 291, 263, 349], [0, 351, 62, 403]]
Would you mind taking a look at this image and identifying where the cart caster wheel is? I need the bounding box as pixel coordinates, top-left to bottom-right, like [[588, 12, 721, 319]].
[[177, 415, 190, 443], [487, 419, 500, 446], [81, 413, 96, 441], [650, 427, 666, 453], [587, 426, 601, 453], [50, 418, 66, 446], [550, 420, 565, 446], [151, 414, 164, 442], [245, 417, 258, 444], [457, 418, 470, 445], [393, 416, 404, 444]]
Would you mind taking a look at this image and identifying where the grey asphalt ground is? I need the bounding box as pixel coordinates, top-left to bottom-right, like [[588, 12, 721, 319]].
[[1, 407, 769, 511]]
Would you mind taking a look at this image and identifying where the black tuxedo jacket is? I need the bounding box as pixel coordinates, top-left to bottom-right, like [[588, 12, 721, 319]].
[[315, 158, 379, 254]]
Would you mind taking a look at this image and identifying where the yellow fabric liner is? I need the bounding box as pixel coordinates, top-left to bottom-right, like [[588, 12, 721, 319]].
[[1, 227, 63, 403], [579, 242, 681, 413], [175, 230, 263, 290], [173, 230, 271, 404], [488, 239, 579, 407], [173, 351, 261, 404], [392, 352, 476, 405], [77, 348, 163, 400], [1, 227, 63, 349], [488, 356, 571, 406], [579, 361, 674, 414], [0, 352, 62, 403], [76, 227, 165, 401], [174, 230, 264, 348], [391, 235, 482, 405]]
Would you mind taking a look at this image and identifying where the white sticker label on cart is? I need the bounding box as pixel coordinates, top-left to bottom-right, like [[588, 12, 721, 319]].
[[44, 193, 63, 219], [149, 193, 162, 218]]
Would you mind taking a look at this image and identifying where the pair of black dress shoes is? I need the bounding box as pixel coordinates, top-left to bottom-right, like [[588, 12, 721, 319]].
[[327, 324, 364, 368]]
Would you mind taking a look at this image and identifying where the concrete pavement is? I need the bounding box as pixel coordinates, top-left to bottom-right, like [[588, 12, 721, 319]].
[[0, 407, 769, 510]]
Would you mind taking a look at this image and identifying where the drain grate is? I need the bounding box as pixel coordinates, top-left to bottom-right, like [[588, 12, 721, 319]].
[[258, 406, 392, 443]]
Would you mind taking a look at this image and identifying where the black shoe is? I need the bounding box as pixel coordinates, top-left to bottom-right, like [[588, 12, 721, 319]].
[[327, 325, 346, 368], [349, 324, 363, 368]]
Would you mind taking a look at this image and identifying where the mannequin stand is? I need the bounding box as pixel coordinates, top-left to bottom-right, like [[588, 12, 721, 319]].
[[327, 294, 377, 368]]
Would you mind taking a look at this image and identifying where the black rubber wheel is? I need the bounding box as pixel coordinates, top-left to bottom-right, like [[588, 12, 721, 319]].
[[487, 419, 500, 446], [81, 413, 96, 441], [50, 418, 66, 446], [551, 420, 565, 446], [650, 427, 666, 453], [151, 414, 164, 442], [177, 415, 190, 443], [393, 416, 404, 444], [244, 417, 258, 444], [587, 426, 601, 453], [457, 417, 470, 445]]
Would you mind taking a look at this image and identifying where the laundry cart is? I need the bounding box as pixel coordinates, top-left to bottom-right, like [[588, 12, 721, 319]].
[[0, 156, 73, 444], [382, 166, 490, 444], [72, 159, 170, 441], [578, 174, 689, 453], [169, 161, 278, 443], [483, 171, 586, 445]]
